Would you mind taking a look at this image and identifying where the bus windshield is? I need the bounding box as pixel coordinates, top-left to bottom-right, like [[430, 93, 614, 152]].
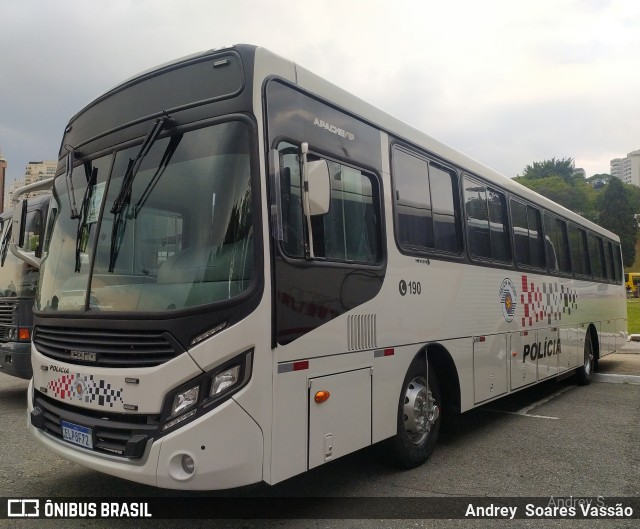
[[37, 120, 255, 313]]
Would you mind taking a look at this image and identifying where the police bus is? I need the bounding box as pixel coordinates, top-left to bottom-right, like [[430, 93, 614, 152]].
[[0, 191, 51, 379], [27, 44, 626, 490]]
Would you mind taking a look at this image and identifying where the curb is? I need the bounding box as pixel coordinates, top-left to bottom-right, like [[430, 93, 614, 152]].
[[592, 373, 640, 385]]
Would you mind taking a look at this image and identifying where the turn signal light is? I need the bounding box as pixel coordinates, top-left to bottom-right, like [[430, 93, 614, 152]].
[[18, 328, 30, 340], [314, 390, 330, 403]]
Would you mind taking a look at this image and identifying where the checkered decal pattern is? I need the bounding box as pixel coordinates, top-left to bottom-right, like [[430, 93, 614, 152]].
[[48, 373, 124, 408], [520, 275, 578, 328]]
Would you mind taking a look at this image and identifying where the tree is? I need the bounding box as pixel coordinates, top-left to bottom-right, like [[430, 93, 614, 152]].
[[597, 177, 638, 267], [518, 157, 576, 184]]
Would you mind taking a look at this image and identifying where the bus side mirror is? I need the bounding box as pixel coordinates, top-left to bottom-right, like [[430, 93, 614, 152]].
[[17, 199, 27, 248], [306, 159, 330, 216], [8, 177, 54, 270]]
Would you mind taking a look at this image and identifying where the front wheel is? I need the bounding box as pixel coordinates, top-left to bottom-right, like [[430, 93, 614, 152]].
[[389, 357, 441, 469], [575, 332, 594, 386]]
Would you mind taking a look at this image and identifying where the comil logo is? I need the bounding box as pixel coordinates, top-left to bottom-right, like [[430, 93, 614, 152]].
[[8, 499, 40, 517]]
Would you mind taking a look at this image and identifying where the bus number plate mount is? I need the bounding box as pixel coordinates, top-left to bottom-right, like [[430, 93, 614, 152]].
[[61, 420, 93, 449]]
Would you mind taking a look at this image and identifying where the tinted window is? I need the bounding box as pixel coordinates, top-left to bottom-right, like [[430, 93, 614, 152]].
[[279, 142, 381, 264], [392, 148, 460, 253], [588, 234, 605, 279], [544, 214, 570, 273], [569, 224, 590, 276], [604, 241, 615, 281], [511, 200, 545, 269], [464, 176, 510, 262], [393, 150, 432, 249], [615, 245, 623, 283]]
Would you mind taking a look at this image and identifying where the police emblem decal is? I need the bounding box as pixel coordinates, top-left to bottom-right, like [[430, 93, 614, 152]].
[[499, 278, 517, 322]]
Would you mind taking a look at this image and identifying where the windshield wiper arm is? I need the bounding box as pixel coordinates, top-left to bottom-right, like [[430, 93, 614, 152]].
[[0, 224, 12, 266], [110, 116, 171, 216], [133, 133, 183, 218], [108, 116, 173, 273], [75, 164, 98, 272], [64, 148, 80, 219]]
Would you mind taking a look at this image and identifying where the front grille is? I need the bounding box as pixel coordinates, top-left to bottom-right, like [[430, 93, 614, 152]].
[[33, 326, 184, 367], [32, 391, 159, 459], [0, 300, 18, 336]]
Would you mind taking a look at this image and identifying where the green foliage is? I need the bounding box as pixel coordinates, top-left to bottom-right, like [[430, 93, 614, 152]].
[[519, 157, 577, 184], [627, 300, 640, 334], [514, 172, 596, 218], [516, 158, 640, 268], [597, 177, 638, 266]]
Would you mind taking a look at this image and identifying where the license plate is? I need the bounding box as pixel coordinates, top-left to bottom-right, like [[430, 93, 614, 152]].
[[61, 421, 93, 449]]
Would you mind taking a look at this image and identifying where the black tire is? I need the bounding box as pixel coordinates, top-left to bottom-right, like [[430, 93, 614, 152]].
[[575, 331, 594, 386], [389, 357, 441, 469]]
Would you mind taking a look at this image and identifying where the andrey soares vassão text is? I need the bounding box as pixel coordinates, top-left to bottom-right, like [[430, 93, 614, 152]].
[[465, 499, 635, 520]]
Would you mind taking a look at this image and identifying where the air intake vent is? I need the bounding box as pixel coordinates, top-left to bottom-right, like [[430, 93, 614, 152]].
[[33, 392, 158, 459], [33, 326, 183, 368], [0, 299, 18, 328], [347, 314, 377, 351]]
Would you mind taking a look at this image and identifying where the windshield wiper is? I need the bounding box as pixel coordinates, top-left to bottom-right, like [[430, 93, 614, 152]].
[[110, 116, 171, 216], [74, 164, 98, 272], [64, 148, 80, 219], [133, 133, 183, 218], [108, 116, 173, 272], [0, 224, 12, 266]]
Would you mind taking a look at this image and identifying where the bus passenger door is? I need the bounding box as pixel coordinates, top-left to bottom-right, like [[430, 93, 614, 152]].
[[510, 330, 537, 390], [308, 368, 372, 469], [473, 334, 507, 404]]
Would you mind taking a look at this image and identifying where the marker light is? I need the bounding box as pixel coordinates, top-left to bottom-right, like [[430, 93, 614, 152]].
[[170, 386, 199, 417], [314, 391, 330, 403], [211, 365, 241, 396]]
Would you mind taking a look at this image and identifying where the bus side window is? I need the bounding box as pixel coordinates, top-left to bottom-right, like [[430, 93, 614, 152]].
[[569, 224, 589, 276], [391, 147, 461, 255], [588, 234, 605, 280], [544, 213, 570, 274], [463, 176, 510, 262], [277, 142, 382, 265], [604, 241, 615, 282], [313, 162, 380, 263]]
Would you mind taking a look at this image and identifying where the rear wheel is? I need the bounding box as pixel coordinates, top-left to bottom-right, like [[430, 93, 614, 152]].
[[390, 357, 441, 469], [575, 332, 594, 386]]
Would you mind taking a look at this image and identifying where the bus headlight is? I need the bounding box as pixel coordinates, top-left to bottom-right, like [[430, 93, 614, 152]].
[[159, 349, 253, 436], [211, 365, 241, 396], [170, 386, 200, 417]]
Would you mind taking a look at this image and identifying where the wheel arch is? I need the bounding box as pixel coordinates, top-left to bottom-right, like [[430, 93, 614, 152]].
[[422, 342, 461, 429], [587, 323, 600, 362]]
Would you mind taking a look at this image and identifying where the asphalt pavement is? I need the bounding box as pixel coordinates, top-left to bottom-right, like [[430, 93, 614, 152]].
[[0, 343, 638, 529], [596, 339, 640, 379]]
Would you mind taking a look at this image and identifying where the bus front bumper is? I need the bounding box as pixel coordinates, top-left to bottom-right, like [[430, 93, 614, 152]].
[[27, 379, 264, 490]]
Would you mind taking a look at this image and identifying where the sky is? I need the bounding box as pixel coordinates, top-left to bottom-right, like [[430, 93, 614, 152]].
[[1, 0, 639, 185]]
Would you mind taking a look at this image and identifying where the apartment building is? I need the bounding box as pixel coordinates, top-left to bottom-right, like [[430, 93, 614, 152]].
[[611, 150, 640, 186]]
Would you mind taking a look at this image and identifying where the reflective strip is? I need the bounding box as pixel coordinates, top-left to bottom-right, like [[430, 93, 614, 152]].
[[374, 348, 394, 357], [278, 360, 309, 373]]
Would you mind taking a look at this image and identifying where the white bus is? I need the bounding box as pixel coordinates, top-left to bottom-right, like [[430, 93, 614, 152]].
[[27, 44, 626, 490]]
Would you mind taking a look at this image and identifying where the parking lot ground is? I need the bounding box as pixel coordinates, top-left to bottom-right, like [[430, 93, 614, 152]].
[[597, 340, 640, 377], [0, 363, 638, 528]]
